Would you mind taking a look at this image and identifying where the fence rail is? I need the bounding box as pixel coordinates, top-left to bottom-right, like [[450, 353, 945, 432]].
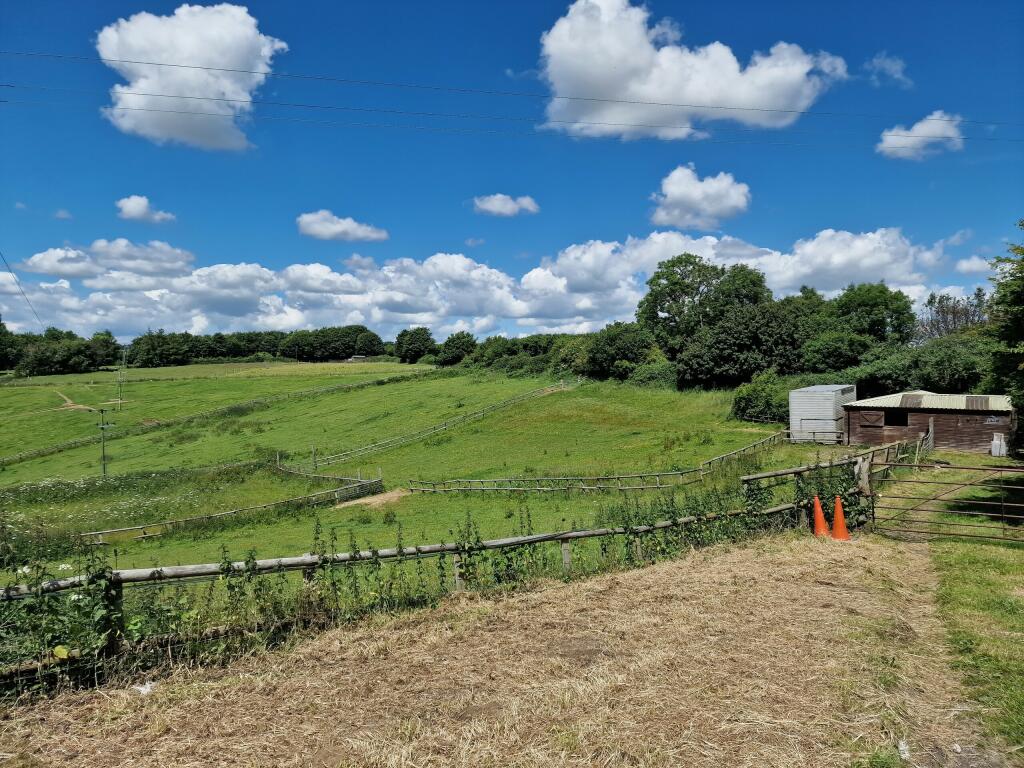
[[314, 381, 571, 466], [409, 430, 785, 494], [2, 501, 796, 600], [77, 477, 384, 544]]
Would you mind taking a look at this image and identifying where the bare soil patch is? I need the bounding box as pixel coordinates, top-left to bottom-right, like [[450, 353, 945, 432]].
[[0, 536, 1004, 767], [336, 488, 408, 509]]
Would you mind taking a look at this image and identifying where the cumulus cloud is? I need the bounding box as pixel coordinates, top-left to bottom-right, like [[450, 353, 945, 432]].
[[5, 225, 963, 339], [116, 194, 176, 223], [540, 0, 846, 140], [296, 209, 389, 242], [465, 237, 485, 247], [473, 194, 540, 217], [876, 110, 964, 160], [650, 164, 750, 229], [96, 4, 287, 150], [955, 255, 991, 274], [53, 209, 73, 220], [864, 52, 912, 88], [22, 248, 102, 278]]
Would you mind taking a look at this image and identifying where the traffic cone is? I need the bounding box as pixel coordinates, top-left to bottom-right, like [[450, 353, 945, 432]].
[[831, 495, 851, 541], [812, 495, 829, 537]]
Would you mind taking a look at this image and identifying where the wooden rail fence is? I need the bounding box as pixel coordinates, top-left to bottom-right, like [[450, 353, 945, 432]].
[[409, 430, 786, 494]]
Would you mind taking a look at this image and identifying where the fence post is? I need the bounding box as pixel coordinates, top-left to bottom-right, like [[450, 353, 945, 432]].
[[311, 446, 317, 472], [99, 577, 125, 658], [452, 553, 465, 591], [560, 540, 572, 576]]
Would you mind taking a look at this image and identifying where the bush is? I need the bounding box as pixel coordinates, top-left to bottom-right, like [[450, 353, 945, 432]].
[[584, 322, 655, 380], [732, 370, 788, 422], [417, 354, 438, 366], [627, 360, 677, 389], [801, 330, 874, 372], [436, 331, 477, 366]]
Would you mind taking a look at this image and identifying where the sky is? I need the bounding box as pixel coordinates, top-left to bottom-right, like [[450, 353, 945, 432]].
[[1, 0, 1022, 341]]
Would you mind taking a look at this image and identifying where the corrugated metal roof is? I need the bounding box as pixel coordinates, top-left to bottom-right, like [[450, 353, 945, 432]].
[[845, 391, 1014, 412]]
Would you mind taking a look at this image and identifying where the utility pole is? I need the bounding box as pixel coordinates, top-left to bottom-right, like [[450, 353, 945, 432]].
[[98, 408, 114, 476], [116, 347, 127, 411]]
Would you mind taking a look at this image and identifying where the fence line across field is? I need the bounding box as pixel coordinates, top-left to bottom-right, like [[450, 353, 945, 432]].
[[409, 430, 786, 494], [2, 501, 797, 601], [313, 381, 571, 467], [77, 477, 384, 543], [0, 371, 430, 468]]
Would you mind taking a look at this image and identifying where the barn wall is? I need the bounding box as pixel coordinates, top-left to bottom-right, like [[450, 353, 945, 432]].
[[846, 408, 1013, 453]]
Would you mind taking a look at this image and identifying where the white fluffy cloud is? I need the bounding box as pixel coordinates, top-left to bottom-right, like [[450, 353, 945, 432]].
[[116, 195, 176, 223], [473, 194, 540, 217], [5, 225, 964, 339], [864, 52, 912, 88], [296, 210, 389, 242], [97, 4, 287, 150], [955, 255, 991, 274], [876, 110, 964, 160], [650, 165, 750, 229], [540, 0, 846, 140]]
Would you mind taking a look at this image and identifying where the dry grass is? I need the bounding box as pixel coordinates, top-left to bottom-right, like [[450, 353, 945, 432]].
[[0, 535, 1006, 767]]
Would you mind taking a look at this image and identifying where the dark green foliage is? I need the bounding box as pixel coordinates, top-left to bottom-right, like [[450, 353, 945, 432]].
[[732, 370, 788, 422], [435, 331, 477, 366], [584, 322, 655, 380], [988, 221, 1024, 431], [354, 330, 386, 357], [801, 330, 874, 372], [394, 327, 437, 363], [676, 303, 801, 388], [833, 282, 915, 343], [917, 288, 988, 340], [13, 328, 121, 376], [626, 359, 677, 389]]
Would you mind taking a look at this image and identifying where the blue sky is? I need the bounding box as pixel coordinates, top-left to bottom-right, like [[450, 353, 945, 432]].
[[1, 0, 1022, 340]]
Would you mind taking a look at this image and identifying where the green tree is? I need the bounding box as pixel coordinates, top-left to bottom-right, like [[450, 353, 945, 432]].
[[395, 327, 436, 363], [636, 253, 725, 357], [833, 283, 915, 343], [436, 331, 477, 366], [800, 330, 874, 372], [584, 322, 655, 380], [354, 330, 385, 357], [989, 220, 1024, 421]]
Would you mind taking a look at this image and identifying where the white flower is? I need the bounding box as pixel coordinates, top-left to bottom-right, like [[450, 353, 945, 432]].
[[18, 565, 31, 575], [57, 564, 73, 572]]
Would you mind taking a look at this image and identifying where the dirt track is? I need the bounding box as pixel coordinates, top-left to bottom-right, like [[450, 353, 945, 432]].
[[1, 535, 1004, 767]]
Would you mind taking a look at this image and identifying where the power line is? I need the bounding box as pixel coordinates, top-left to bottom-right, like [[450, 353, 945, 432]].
[[2, 49, 1020, 128], [5, 97, 969, 151], [4, 82, 1020, 144], [0, 247, 45, 332]]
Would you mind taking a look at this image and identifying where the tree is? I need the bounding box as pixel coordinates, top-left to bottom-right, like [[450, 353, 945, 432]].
[[676, 303, 801, 388], [833, 283, 915, 343], [584, 322, 655, 380], [395, 327, 436, 363], [0, 320, 20, 370], [917, 289, 988, 340], [989, 220, 1024, 426], [354, 330, 385, 357], [436, 331, 477, 366], [800, 330, 874, 373], [88, 330, 121, 367], [636, 253, 725, 357]]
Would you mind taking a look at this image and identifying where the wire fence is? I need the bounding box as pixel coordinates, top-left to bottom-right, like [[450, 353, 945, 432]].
[[0, 371, 431, 468], [312, 381, 571, 466]]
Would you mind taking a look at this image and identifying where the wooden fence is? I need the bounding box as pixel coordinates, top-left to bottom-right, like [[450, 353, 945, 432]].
[[2, 501, 796, 601], [313, 381, 571, 467], [408, 430, 786, 494], [77, 476, 384, 545]]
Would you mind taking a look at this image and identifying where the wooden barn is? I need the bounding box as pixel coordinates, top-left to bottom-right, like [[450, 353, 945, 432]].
[[843, 390, 1015, 454]]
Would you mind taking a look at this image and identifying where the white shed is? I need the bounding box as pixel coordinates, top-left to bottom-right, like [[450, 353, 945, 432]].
[[789, 384, 857, 443]]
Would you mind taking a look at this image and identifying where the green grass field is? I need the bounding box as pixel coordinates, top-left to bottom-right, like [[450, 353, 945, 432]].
[[0, 361, 426, 460]]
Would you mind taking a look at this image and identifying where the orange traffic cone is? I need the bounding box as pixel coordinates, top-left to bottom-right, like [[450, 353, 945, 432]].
[[812, 495, 829, 537], [831, 496, 851, 541]]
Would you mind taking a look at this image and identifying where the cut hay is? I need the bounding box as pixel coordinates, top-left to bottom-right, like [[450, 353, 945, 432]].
[[1, 536, 1006, 767]]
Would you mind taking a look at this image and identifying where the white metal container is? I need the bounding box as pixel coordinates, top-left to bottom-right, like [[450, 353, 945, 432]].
[[789, 384, 857, 443]]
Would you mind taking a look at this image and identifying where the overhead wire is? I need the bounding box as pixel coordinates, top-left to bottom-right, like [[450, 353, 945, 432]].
[[1, 49, 1020, 127], [0, 247, 45, 332]]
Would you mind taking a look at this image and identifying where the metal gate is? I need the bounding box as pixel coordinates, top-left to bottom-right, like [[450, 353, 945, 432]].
[[870, 461, 1024, 545]]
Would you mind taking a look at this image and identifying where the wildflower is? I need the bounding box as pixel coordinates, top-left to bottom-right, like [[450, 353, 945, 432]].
[[57, 563, 73, 571], [18, 565, 31, 574]]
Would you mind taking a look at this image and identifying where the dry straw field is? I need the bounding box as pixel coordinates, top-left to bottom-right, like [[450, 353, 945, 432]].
[[1, 535, 1005, 768]]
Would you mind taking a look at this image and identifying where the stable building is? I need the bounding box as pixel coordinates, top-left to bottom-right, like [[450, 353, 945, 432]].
[[843, 390, 1015, 454]]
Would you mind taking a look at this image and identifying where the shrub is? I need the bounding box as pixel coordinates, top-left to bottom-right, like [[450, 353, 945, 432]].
[[584, 322, 655, 380], [436, 331, 477, 366], [732, 370, 788, 422], [627, 360, 677, 389]]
